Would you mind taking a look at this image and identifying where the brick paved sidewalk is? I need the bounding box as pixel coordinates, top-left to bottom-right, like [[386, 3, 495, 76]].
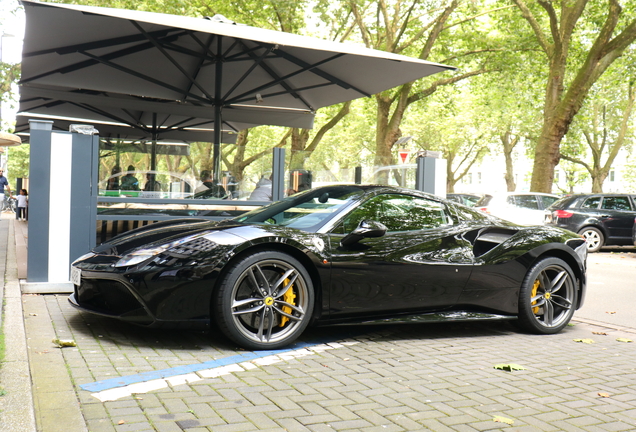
[[22, 291, 636, 432]]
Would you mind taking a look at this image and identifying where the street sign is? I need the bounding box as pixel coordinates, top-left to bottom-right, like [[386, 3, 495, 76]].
[[398, 149, 410, 164]]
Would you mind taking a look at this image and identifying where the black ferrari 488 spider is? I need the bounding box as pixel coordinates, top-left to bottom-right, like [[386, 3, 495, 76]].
[[70, 185, 587, 349]]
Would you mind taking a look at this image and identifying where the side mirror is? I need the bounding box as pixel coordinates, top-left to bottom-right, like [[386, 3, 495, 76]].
[[340, 220, 387, 247]]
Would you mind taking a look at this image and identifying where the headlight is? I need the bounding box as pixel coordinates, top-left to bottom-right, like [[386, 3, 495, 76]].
[[114, 232, 211, 268], [72, 251, 96, 264]]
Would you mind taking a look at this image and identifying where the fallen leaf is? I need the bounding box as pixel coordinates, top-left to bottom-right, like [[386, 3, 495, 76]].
[[494, 363, 525, 372], [606, 311, 616, 314], [617, 338, 633, 343], [51, 338, 77, 348], [29, 313, 37, 316], [493, 416, 514, 425], [118, 420, 125, 425], [592, 332, 607, 335], [573, 338, 595, 344], [598, 392, 610, 398]]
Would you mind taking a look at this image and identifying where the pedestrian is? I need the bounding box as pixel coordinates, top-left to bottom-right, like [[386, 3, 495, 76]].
[[120, 165, 140, 190], [143, 173, 162, 192], [16, 189, 28, 221], [107, 166, 121, 190], [0, 168, 12, 211], [195, 170, 227, 198], [248, 174, 272, 201]]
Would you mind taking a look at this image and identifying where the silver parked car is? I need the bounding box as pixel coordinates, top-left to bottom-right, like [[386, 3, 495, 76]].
[[476, 192, 560, 226]]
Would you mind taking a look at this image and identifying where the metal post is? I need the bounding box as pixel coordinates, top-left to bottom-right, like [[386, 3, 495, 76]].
[[354, 166, 362, 184], [212, 36, 223, 183], [272, 148, 285, 201]]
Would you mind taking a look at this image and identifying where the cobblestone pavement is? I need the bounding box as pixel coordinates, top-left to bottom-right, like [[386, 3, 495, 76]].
[[22, 291, 636, 432]]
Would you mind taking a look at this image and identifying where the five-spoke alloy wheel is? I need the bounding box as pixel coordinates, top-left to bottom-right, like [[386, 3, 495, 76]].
[[214, 251, 314, 350], [517, 257, 578, 334], [578, 227, 604, 253]]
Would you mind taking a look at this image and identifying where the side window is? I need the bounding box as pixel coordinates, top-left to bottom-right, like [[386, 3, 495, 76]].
[[540, 195, 559, 208], [514, 195, 539, 210], [601, 196, 632, 211], [336, 194, 452, 233], [581, 197, 601, 209]]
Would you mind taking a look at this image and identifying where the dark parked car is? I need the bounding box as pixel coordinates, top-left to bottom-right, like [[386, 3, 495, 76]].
[[71, 185, 587, 350], [545, 194, 636, 252]]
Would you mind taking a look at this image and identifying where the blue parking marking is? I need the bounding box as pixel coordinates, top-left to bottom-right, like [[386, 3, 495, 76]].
[[80, 340, 319, 393]]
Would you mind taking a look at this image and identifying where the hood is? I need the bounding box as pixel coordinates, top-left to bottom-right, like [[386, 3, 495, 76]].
[[94, 219, 228, 255]]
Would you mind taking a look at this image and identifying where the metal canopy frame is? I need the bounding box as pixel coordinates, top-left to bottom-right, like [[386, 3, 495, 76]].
[[19, 0, 454, 180]]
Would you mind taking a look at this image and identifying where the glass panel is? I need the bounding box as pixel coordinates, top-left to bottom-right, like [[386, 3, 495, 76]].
[[513, 195, 539, 210], [540, 195, 559, 208], [581, 197, 601, 209], [340, 194, 452, 233], [601, 196, 631, 210]]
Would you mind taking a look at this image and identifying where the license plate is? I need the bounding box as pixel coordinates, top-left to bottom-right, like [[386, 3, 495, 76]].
[[71, 266, 81, 286]]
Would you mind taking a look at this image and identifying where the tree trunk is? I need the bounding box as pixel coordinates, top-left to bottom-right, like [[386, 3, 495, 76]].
[[501, 131, 518, 192], [530, 116, 569, 192], [446, 153, 456, 193], [288, 128, 311, 170], [591, 171, 607, 193]]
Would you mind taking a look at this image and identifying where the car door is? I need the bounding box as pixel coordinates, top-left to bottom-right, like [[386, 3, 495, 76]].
[[326, 193, 474, 319], [599, 196, 636, 241]]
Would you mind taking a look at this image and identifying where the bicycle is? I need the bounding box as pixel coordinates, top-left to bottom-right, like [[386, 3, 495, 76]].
[[2, 194, 17, 213]]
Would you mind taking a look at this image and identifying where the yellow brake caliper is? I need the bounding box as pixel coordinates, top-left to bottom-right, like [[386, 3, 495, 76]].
[[531, 279, 540, 314], [279, 278, 296, 327]]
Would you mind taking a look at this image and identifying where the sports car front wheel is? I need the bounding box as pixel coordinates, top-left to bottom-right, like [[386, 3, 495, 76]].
[[214, 251, 314, 350], [517, 257, 577, 334]]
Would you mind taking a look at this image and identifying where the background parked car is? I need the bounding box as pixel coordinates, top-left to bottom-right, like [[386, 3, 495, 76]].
[[446, 193, 484, 207], [475, 192, 560, 225], [545, 194, 636, 252]]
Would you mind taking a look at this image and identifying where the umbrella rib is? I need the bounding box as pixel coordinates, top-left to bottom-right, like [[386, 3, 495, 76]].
[[20, 35, 181, 85], [24, 29, 176, 57], [78, 50, 211, 104], [179, 32, 217, 101], [231, 83, 334, 104], [222, 46, 275, 102], [70, 102, 151, 132], [226, 41, 314, 110], [130, 21, 216, 102], [276, 50, 371, 97]]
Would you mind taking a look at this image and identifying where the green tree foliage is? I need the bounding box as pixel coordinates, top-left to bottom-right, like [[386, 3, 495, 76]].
[[404, 86, 489, 192], [314, 0, 502, 184], [509, 0, 636, 192], [559, 49, 636, 192], [7, 143, 29, 183]]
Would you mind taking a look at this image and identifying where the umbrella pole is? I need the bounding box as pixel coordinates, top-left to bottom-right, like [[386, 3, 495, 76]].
[[151, 113, 158, 172], [212, 36, 222, 184]]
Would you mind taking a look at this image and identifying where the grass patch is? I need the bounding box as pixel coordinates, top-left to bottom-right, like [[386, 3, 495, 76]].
[[0, 323, 5, 396], [0, 331, 5, 363]]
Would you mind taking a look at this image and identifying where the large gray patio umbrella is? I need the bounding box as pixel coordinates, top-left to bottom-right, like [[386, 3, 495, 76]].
[[18, 0, 454, 178]]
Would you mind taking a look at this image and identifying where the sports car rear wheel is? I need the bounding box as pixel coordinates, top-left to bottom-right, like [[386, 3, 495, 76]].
[[517, 257, 577, 334], [214, 251, 314, 350]]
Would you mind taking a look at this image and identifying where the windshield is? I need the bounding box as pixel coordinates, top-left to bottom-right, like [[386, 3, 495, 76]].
[[233, 185, 366, 231]]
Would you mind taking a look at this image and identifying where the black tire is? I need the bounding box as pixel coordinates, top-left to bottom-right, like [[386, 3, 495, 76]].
[[214, 251, 314, 350], [578, 227, 603, 253], [517, 257, 577, 334]]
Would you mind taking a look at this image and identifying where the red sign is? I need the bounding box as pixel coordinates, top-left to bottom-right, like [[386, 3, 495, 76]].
[[398, 149, 410, 163]]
